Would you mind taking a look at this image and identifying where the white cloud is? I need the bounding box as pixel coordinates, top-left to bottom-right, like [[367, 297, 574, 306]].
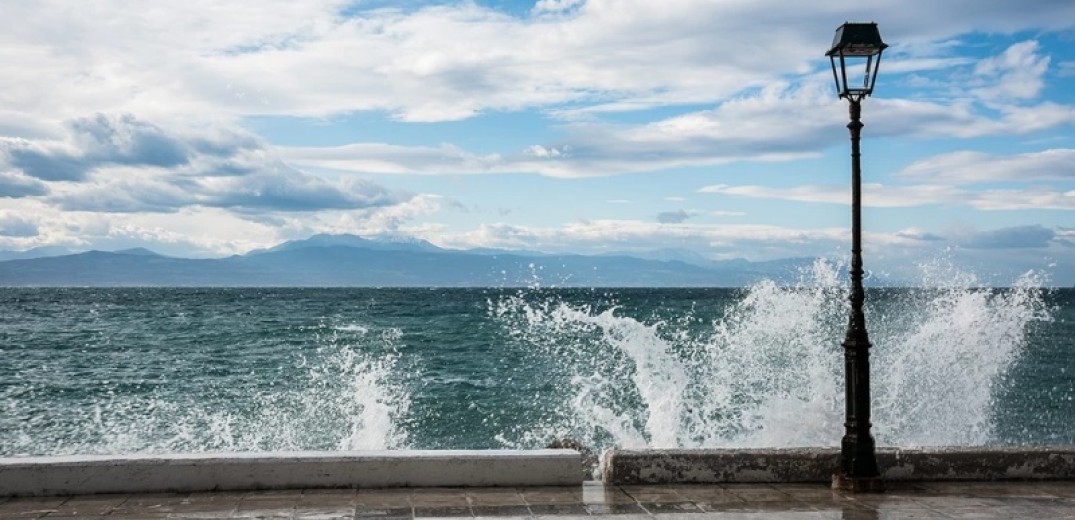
[[523, 145, 569, 159], [971, 41, 1050, 102], [0, 213, 39, 237], [0, 191, 447, 256], [894, 227, 944, 241], [6, 0, 1075, 127], [282, 142, 504, 175], [1, 115, 412, 214], [870, 99, 1075, 138], [0, 199, 283, 256], [0, 171, 49, 198], [435, 219, 850, 261], [699, 182, 1075, 211], [655, 210, 695, 224], [532, 0, 585, 15], [698, 183, 963, 208], [970, 187, 1075, 210], [281, 74, 1075, 178], [957, 224, 1055, 249], [414, 219, 1074, 286], [281, 82, 841, 177], [3, 2, 1073, 185], [899, 149, 1075, 184], [428, 218, 1064, 265], [4, 1, 1075, 260]]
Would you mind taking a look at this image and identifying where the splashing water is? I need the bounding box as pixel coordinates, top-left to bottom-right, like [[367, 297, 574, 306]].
[[2, 324, 409, 456], [870, 269, 1051, 445], [491, 259, 1051, 452], [1, 272, 1059, 457]]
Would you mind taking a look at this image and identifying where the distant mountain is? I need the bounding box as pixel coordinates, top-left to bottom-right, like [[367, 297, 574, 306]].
[[0, 234, 811, 287], [112, 247, 162, 256], [601, 249, 815, 279], [0, 246, 77, 262], [251, 234, 442, 255], [601, 248, 716, 266]]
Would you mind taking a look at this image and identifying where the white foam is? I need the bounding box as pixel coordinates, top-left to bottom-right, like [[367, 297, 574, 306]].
[[493, 258, 1051, 452], [4, 325, 410, 456]]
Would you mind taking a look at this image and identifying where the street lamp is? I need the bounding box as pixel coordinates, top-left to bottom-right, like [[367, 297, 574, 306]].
[[826, 22, 888, 493]]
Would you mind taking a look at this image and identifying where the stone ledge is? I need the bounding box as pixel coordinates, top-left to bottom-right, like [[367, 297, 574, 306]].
[[0, 449, 582, 496], [603, 446, 1075, 484]]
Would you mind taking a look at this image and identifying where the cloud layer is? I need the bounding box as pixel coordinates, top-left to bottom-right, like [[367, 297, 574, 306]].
[[2, 115, 407, 214], [0, 0, 1072, 276]]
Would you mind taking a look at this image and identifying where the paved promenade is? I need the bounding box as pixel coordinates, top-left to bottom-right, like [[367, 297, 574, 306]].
[[3, 481, 1075, 519]]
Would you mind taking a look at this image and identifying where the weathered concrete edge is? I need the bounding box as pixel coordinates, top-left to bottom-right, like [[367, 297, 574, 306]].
[[0, 450, 582, 497], [603, 446, 1075, 484]]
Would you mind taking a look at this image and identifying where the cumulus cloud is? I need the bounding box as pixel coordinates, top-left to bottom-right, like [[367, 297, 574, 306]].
[[52, 173, 194, 213], [0, 214, 39, 237], [3, 115, 189, 181], [282, 77, 1075, 179], [281, 142, 504, 175], [698, 183, 964, 208], [0, 1, 813, 122], [866, 98, 1075, 139], [5, 114, 410, 214], [895, 228, 946, 242], [969, 187, 1075, 210], [0, 192, 446, 257], [1055, 227, 1075, 247], [283, 82, 840, 178], [532, 0, 585, 15], [52, 162, 406, 214], [656, 210, 695, 224], [415, 219, 1075, 285], [7, 9, 1074, 181], [699, 182, 1075, 211], [958, 225, 1056, 249], [898, 149, 1075, 184], [195, 169, 399, 212], [3, 1, 1075, 263], [971, 41, 1050, 102], [6, 0, 1075, 126], [432, 219, 855, 261], [0, 171, 48, 198]]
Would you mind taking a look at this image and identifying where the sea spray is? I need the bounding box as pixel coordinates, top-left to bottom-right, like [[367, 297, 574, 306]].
[[333, 327, 411, 450], [491, 259, 1052, 452], [0, 321, 409, 456], [869, 270, 1051, 445], [0, 281, 1063, 457]]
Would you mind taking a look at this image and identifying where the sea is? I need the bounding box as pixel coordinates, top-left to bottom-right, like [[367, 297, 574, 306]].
[[1, 260, 1072, 458]]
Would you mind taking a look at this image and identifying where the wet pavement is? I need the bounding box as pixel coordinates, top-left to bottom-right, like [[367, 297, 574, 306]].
[[3, 481, 1075, 519]]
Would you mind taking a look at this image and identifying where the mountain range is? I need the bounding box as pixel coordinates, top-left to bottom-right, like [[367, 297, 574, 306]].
[[0, 234, 814, 287]]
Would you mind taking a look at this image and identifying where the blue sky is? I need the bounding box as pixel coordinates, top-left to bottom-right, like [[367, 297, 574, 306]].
[[1, 0, 1073, 284]]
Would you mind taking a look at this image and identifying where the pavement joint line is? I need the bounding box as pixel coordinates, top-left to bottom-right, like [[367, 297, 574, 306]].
[[5, 482, 1075, 518]]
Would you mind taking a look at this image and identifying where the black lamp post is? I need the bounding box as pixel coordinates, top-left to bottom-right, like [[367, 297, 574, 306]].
[[826, 22, 888, 493]]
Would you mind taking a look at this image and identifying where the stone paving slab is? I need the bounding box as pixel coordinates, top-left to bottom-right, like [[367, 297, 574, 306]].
[[3, 481, 1075, 518]]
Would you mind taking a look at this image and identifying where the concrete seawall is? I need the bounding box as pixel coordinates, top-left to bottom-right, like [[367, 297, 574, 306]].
[[603, 446, 1075, 484], [6, 446, 1075, 497], [0, 450, 582, 497]]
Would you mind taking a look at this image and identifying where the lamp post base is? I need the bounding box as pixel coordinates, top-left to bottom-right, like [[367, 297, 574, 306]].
[[832, 474, 886, 493]]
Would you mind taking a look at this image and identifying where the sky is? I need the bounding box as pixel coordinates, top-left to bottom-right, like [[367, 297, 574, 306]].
[[1, 0, 1073, 285]]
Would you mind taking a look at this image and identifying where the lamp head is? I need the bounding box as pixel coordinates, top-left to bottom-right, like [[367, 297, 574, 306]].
[[826, 22, 888, 100]]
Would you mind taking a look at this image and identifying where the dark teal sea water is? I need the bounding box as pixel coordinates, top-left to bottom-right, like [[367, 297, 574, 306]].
[[1, 269, 1072, 457]]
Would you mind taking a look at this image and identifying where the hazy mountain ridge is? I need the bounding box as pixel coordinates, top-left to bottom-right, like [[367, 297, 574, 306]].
[[0, 246, 78, 262], [0, 234, 815, 287]]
